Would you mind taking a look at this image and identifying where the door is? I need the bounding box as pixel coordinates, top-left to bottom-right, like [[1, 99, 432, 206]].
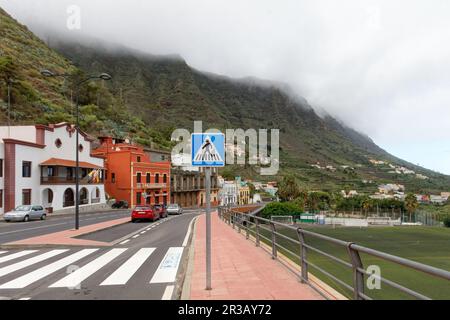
[[31, 206, 41, 219]]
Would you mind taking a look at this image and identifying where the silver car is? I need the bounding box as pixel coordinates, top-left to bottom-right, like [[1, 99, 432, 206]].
[[3, 205, 47, 222], [167, 204, 183, 215]]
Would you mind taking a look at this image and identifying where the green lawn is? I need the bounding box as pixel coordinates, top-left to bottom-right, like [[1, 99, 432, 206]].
[[252, 224, 450, 300]]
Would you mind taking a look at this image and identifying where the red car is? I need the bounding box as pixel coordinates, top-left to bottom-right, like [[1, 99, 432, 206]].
[[131, 205, 160, 223], [154, 204, 168, 218]]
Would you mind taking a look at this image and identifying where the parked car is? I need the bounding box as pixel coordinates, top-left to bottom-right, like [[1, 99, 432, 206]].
[[167, 204, 183, 215], [3, 205, 47, 222], [112, 200, 129, 209], [131, 205, 160, 222], [154, 204, 168, 218]]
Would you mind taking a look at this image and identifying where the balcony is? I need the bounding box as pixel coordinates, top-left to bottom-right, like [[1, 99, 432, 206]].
[[136, 183, 168, 189], [41, 176, 104, 185]]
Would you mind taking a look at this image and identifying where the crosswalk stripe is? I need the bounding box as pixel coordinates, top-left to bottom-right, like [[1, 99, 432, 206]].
[[100, 248, 155, 286], [49, 248, 127, 288], [0, 251, 7, 255], [0, 250, 38, 264], [0, 249, 68, 278], [150, 247, 184, 284], [0, 249, 98, 289], [161, 285, 174, 300]]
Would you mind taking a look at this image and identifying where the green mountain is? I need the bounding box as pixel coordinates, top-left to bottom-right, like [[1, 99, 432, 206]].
[[1, 7, 449, 193]]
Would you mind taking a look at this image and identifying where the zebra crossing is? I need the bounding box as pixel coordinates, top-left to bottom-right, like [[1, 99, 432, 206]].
[[0, 246, 185, 293]]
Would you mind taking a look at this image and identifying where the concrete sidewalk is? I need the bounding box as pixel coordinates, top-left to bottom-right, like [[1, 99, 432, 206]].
[[188, 212, 323, 300]]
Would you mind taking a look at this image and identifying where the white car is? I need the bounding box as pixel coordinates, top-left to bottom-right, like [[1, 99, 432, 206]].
[[167, 204, 183, 215], [3, 205, 47, 222]]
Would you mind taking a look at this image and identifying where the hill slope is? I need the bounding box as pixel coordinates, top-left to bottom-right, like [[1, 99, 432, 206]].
[[1, 7, 449, 193]]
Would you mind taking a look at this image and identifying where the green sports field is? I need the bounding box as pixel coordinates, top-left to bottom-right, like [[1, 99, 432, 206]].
[[256, 225, 450, 300]]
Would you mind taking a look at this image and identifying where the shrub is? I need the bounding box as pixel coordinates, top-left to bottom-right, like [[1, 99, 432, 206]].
[[261, 202, 304, 219], [443, 215, 450, 228]]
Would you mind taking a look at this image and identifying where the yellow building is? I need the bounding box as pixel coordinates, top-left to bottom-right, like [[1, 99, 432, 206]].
[[239, 185, 251, 205]]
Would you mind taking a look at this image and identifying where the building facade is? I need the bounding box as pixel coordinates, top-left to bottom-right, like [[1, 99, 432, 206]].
[[0, 123, 106, 214], [219, 180, 239, 206], [92, 137, 171, 207], [170, 167, 219, 208]]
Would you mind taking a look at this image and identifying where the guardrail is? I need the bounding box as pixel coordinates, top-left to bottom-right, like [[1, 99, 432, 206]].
[[217, 206, 450, 300]]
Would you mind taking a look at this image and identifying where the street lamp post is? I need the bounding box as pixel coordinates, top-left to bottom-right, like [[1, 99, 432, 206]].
[[41, 70, 112, 230]]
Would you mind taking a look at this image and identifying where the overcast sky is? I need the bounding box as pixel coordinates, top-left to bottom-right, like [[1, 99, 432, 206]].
[[1, 0, 450, 174]]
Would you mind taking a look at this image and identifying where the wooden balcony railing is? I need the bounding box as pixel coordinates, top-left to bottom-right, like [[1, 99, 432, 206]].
[[41, 176, 104, 185]]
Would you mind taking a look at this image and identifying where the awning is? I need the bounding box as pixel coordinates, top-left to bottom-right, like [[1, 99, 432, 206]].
[[40, 158, 104, 169]]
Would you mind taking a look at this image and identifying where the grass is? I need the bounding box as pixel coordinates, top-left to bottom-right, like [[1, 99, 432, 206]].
[[250, 223, 450, 300]]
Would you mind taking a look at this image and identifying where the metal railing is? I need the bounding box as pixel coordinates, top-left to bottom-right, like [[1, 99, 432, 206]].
[[217, 206, 450, 300]]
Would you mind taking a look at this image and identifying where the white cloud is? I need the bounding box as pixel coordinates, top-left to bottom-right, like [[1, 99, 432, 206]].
[[1, 0, 450, 173]]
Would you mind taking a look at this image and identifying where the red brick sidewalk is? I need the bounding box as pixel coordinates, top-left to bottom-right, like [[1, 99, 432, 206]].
[[189, 212, 323, 300]]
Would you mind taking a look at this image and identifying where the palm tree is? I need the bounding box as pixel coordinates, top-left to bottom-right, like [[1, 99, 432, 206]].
[[362, 198, 373, 217], [405, 193, 419, 222]]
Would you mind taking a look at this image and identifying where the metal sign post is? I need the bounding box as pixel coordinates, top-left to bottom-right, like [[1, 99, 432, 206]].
[[190, 133, 225, 291], [205, 167, 212, 290]]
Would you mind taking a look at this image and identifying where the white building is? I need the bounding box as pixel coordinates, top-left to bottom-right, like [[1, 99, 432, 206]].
[[0, 123, 106, 215], [219, 180, 239, 206]]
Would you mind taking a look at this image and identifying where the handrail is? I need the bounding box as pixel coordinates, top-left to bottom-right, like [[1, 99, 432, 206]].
[[217, 206, 450, 300]]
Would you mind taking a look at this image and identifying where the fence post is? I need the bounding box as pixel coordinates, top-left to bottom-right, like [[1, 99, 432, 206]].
[[232, 212, 236, 229], [296, 228, 308, 283], [245, 216, 249, 239], [237, 213, 241, 233], [270, 222, 277, 259], [347, 243, 365, 300], [255, 218, 260, 247]]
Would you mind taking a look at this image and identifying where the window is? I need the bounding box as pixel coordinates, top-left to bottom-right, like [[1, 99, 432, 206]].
[[137, 156, 141, 163], [163, 174, 167, 183], [137, 172, 142, 183], [47, 166, 56, 177], [136, 192, 142, 205], [22, 189, 31, 205], [155, 174, 160, 183], [0, 159, 3, 177], [22, 161, 32, 178], [55, 139, 62, 148], [146, 173, 151, 183], [0, 189, 2, 208], [111, 173, 116, 183]]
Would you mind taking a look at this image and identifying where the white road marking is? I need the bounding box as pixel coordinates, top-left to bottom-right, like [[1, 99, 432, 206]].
[[0, 250, 38, 264], [150, 247, 184, 284], [0, 251, 7, 255], [182, 217, 196, 247], [49, 248, 127, 288], [100, 248, 155, 286], [132, 235, 139, 239], [119, 240, 130, 245], [0, 249, 68, 278], [161, 285, 175, 300], [0, 249, 98, 289], [18, 297, 30, 300], [140, 231, 146, 234]]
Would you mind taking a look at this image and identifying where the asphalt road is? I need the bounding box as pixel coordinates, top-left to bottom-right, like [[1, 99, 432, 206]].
[[0, 210, 131, 244], [0, 210, 201, 300]]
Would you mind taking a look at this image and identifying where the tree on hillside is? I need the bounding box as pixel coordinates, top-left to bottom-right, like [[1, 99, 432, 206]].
[[405, 193, 419, 222], [276, 175, 300, 202]]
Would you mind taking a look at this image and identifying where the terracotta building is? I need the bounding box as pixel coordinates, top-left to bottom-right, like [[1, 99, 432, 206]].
[[92, 137, 171, 207]]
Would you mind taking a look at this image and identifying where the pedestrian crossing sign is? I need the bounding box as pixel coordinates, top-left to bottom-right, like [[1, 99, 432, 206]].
[[191, 133, 225, 167]]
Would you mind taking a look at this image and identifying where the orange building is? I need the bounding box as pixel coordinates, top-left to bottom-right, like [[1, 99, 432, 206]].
[[92, 137, 171, 207]]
